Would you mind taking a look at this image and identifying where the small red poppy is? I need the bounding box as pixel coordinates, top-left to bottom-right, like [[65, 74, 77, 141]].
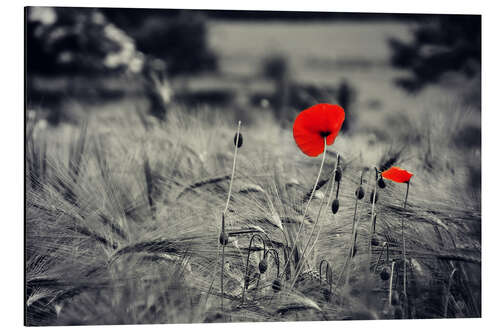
[[293, 104, 345, 157], [381, 167, 413, 183]]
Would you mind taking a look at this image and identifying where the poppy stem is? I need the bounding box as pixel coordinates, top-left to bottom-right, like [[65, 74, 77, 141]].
[[368, 167, 378, 269], [242, 234, 265, 303], [401, 181, 410, 314], [223, 120, 242, 216], [289, 151, 339, 288], [285, 137, 327, 282], [220, 120, 241, 313], [389, 260, 396, 307], [285, 137, 328, 283]]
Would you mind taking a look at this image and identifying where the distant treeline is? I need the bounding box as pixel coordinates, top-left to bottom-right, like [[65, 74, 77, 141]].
[[103, 8, 476, 22]]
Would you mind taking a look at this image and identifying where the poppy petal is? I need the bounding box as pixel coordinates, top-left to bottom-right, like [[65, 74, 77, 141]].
[[293, 104, 345, 157], [381, 167, 413, 183]]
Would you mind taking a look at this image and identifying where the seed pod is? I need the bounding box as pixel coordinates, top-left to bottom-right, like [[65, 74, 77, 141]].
[[377, 177, 386, 189], [323, 289, 331, 301], [391, 290, 400, 306], [258, 259, 268, 274], [380, 266, 391, 281], [272, 279, 281, 292], [331, 198, 340, 214], [371, 236, 380, 246], [355, 186, 365, 200], [394, 306, 403, 319], [219, 231, 228, 246], [234, 133, 243, 148], [370, 190, 378, 204], [334, 167, 342, 182]]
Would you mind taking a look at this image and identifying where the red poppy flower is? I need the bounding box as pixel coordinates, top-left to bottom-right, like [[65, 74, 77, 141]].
[[381, 166, 413, 183], [293, 104, 345, 157]]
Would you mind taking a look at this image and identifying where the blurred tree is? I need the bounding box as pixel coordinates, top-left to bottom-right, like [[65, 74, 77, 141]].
[[337, 79, 356, 132], [388, 15, 481, 92], [26, 7, 143, 76], [104, 9, 218, 78]]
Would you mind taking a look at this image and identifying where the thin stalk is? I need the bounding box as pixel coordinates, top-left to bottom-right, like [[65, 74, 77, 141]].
[[290, 151, 338, 287], [333, 170, 365, 292], [444, 268, 457, 317], [283, 137, 328, 282], [388, 261, 396, 307], [220, 242, 225, 311], [374, 241, 389, 272], [223, 121, 242, 215], [402, 181, 410, 298], [242, 234, 266, 302], [220, 121, 242, 312], [368, 167, 378, 265]]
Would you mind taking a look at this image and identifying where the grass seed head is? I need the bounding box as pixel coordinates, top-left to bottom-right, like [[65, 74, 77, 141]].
[[331, 198, 340, 214]]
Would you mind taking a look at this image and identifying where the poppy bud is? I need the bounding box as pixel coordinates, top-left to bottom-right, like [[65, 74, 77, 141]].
[[331, 198, 340, 214], [370, 190, 378, 204], [334, 167, 342, 182], [377, 177, 386, 189], [394, 306, 403, 319], [391, 290, 400, 306], [355, 186, 365, 200], [219, 231, 228, 246], [272, 279, 281, 292], [234, 133, 243, 148], [371, 236, 380, 246], [323, 289, 331, 301], [380, 266, 391, 281], [258, 259, 268, 274]]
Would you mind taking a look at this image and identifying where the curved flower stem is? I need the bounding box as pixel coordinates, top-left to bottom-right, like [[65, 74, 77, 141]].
[[290, 151, 338, 287], [242, 234, 266, 303], [283, 137, 328, 282]]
